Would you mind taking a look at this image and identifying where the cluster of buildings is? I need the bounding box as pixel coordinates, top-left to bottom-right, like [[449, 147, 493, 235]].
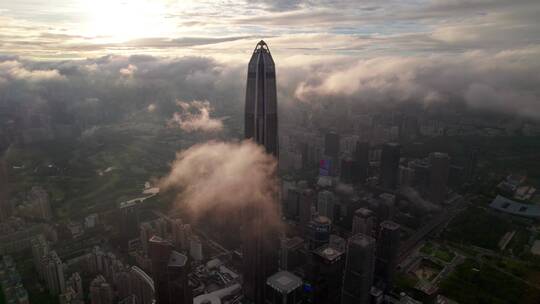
[[0, 255, 29, 304], [14, 186, 53, 221]]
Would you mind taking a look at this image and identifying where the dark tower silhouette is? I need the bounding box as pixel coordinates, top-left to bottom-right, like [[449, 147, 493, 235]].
[[245, 40, 278, 157], [375, 220, 400, 291], [428, 152, 450, 204], [149, 236, 191, 304], [341, 234, 376, 304], [243, 41, 279, 304], [352, 142, 369, 183], [380, 143, 400, 189]]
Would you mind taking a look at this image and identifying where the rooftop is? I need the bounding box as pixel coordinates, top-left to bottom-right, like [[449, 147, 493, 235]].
[[266, 271, 303, 294], [314, 244, 344, 262], [489, 195, 540, 218], [168, 251, 187, 268]]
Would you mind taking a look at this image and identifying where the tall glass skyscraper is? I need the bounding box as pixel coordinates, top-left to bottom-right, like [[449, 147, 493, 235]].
[[243, 40, 279, 304], [245, 40, 278, 157]]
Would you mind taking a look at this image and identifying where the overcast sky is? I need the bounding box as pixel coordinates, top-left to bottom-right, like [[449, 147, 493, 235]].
[[1, 0, 539, 119]]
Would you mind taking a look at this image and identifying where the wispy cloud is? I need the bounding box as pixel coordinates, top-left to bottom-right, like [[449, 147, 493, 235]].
[[168, 100, 225, 132]]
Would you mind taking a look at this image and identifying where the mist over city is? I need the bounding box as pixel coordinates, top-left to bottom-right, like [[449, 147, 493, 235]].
[[1, 1, 540, 304]]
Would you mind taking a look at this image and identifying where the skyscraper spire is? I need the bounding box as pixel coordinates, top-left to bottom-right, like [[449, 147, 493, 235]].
[[245, 40, 278, 157], [243, 40, 279, 304]]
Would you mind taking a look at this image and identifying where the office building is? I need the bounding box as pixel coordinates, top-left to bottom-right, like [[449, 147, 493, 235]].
[[266, 271, 303, 304], [299, 189, 315, 235], [31, 235, 49, 280], [324, 132, 340, 159], [377, 193, 395, 222], [307, 245, 345, 304], [352, 142, 369, 183], [119, 201, 140, 241], [148, 236, 191, 304], [27, 186, 52, 220], [244, 40, 278, 157], [0, 158, 12, 222], [167, 251, 192, 304], [375, 221, 400, 291], [284, 187, 300, 219], [317, 190, 336, 222], [380, 143, 400, 189], [307, 216, 332, 250], [279, 237, 304, 271], [243, 40, 280, 304], [90, 275, 113, 304], [340, 157, 354, 184], [352, 208, 375, 236], [129, 266, 155, 304], [42, 250, 65, 295], [341, 234, 376, 304], [428, 152, 450, 204]]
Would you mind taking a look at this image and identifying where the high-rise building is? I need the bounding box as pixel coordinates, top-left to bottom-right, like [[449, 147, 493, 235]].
[[27, 186, 52, 220], [129, 266, 155, 304], [352, 142, 369, 183], [375, 221, 400, 291], [380, 143, 400, 189], [266, 271, 303, 304], [148, 236, 191, 304], [340, 157, 354, 184], [317, 190, 336, 222], [90, 275, 113, 304], [166, 251, 192, 304], [279, 237, 304, 271], [377, 193, 395, 222], [341, 234, 376, 304], [31, 235, 49, 280], [324, 132, 340, 159], [307, 216, 332, 250], [352, 208, 375, 236], [466, 149, 477, 181], [299, 189, 316, 235], [119, 201, 140, 241], [428, 152, 450, 204], [66, 272, 83, 300], [243, 40, 280, 304], [149, 236, 173, 303], [307, 244, 346, 304], [0, 158, 12, 222], [42, 250, 65, 295], [245, 40, 278, 157], [284, 187, 300, 219]]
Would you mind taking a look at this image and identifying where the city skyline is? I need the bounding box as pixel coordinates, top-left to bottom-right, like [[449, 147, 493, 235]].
[[1, 1, 540, 304]]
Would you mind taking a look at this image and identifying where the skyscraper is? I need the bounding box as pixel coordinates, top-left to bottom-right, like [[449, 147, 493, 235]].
[[428, 152, 450, 204], [42, 250, 66, 295], [148, 236, 191, 304], [243, 40, 280, 304], [380, 143, 400, 189], [341, 234, 376, 304], [324, 132, 340, 159], [0, 158, 12, 222], [375, 220, 400, 291], [352, 208, 375, 236], [266, 271, 303, 304], [352, 142, 369, 183], [90, 275, 113, 304], [245, 40, 278, 157]]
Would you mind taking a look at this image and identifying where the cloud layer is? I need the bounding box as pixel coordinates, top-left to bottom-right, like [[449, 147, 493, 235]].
[[168, 100, 224, 133], [158, 140, 281, 229]]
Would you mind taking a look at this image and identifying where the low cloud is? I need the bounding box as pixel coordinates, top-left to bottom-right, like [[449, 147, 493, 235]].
[[158, 140, 281, 230], [119, 64, 137, 77], [168, 100, 224, 133], [0, 60, 65, 82], [294, 47, 540, 119]]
